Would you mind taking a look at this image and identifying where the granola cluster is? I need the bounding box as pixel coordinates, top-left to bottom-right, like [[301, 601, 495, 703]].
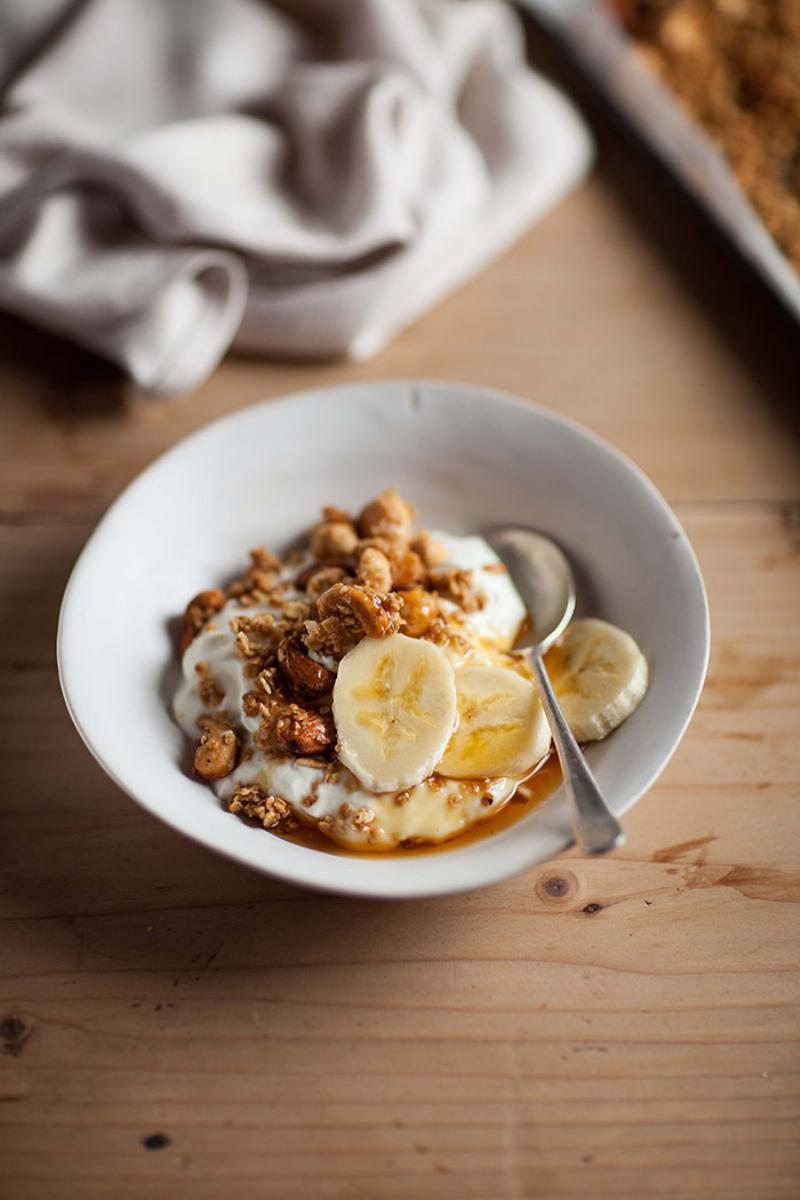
[[227, 783, 297, 832], [180, 490, 485, 799], [614, 0, 800, 273]]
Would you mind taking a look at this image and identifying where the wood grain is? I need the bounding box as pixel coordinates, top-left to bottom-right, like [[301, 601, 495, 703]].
[[1, 47, 799, 1199]]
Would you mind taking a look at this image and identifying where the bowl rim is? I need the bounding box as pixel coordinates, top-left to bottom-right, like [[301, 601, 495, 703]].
[[57, 378, 710, 898]]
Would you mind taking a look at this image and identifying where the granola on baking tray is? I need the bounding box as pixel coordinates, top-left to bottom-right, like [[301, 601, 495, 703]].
[[614, 0, 800, 274]]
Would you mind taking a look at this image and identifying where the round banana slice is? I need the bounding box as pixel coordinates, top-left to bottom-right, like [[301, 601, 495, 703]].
[[333, 633, 457, 793], [547, 618, 649, 742], [438, 664, 551, 779]]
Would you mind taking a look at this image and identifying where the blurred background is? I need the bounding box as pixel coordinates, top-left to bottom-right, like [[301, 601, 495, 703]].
[[0, 0, 798, 413]]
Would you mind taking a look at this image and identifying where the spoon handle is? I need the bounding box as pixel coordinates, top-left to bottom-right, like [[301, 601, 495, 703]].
[[530, 650, 625, 855]]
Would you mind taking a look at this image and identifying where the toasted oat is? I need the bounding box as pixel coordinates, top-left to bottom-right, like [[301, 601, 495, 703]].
[[231, 612, 281, 664], [194, 660, 224, 709], [318, 802, 376, 839], [196, 708, 231, 730], [429, 568, 483, 613], [256, 667, 278, 695], [227, 547, 282, 605], [322, 761, 343, 785], [302, 615, 361, 661], [280, 598, 312, 623], [227, 783, 293, 829]]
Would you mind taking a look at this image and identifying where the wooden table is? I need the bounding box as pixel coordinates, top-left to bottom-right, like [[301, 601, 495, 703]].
[[2, 35, 799, 1200]]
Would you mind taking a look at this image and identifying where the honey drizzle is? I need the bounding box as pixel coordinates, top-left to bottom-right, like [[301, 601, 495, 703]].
[[273, 753, 562, 858]]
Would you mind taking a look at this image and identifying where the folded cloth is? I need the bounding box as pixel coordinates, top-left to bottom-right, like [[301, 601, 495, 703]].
[[0, 0, 592, 394]]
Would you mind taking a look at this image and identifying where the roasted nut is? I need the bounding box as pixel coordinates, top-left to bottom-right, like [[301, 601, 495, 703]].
[[390, 549, 425, 589], [356, 546, 393, 593], [180, 589, 227, 654], [317, 581, 399, 638], [193, 727, 239, 780], [278, 635, 336, 697], [250, 547, 281, 572], [322, 505, 352, 523], [661, 8, 703, 53], [357, 488, 414, 539], [310, 520, 359, 560], [359, 533, 407, 558], [274, 704, 335, 755], [410, 530, 448, 568], [398, 587, 438, 637]]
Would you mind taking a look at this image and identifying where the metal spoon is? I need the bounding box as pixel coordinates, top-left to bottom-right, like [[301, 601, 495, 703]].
[[488, 527, 624, 855]]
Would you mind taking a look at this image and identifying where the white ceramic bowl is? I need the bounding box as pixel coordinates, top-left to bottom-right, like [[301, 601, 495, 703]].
[[58, 381, 709, 898]]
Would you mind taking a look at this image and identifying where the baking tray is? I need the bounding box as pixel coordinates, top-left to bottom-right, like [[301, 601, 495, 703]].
[[520, 0, 800, 326]]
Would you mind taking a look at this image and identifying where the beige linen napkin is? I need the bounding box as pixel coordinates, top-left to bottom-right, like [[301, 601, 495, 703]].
[[0, 0, 592, 393]]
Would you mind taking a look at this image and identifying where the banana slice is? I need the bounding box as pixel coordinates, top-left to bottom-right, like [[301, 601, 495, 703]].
[[547, 618, 648, 742], [438, 665, 551, 779], [333, 634, 457, 793]]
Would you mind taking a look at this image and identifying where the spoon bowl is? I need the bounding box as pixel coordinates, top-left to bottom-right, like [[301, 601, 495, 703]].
[[487, 527, 576, 652], [488, 525, 625, 856]]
